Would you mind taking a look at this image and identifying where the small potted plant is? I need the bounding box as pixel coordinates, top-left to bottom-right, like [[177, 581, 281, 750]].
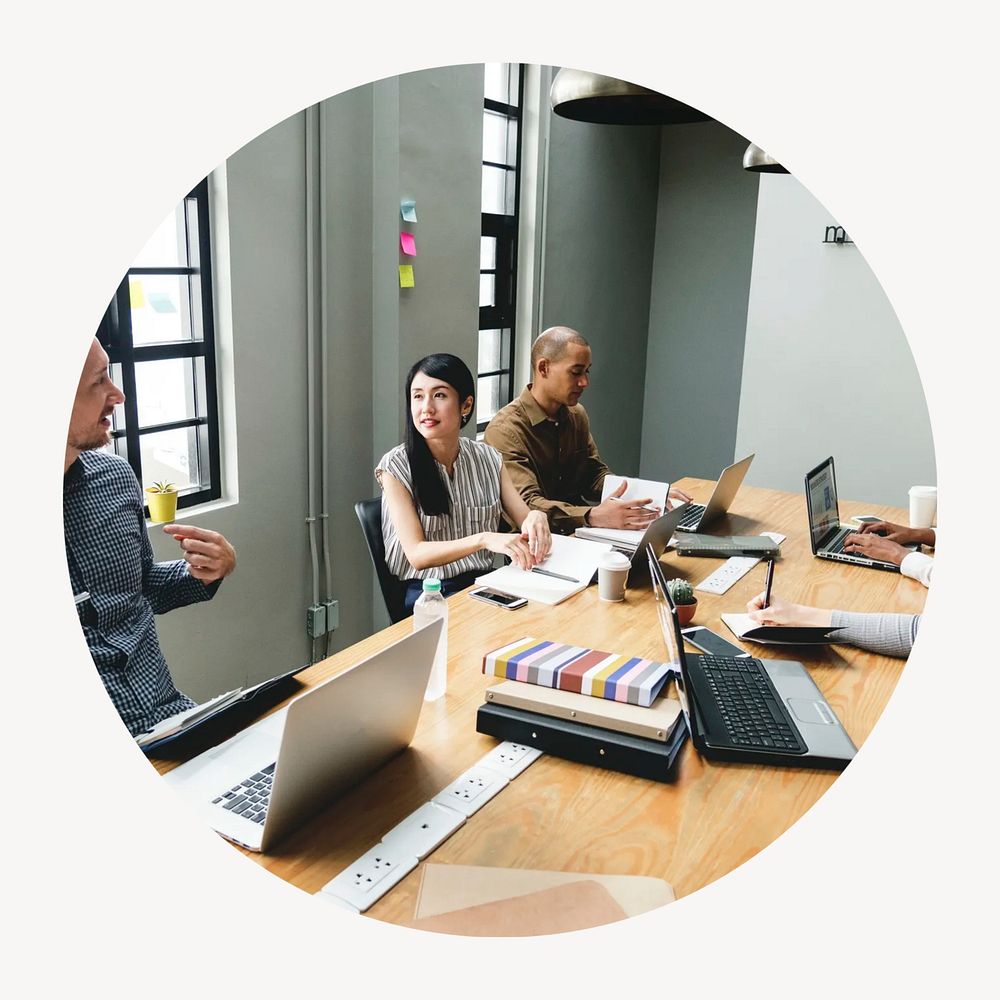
[[667, 578, 698, 626], [145, 480, 178, 523]]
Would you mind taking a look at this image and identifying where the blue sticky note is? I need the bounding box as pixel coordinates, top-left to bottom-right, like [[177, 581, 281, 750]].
[[401, 199, 417, 223], [147, 292, 176, 314]]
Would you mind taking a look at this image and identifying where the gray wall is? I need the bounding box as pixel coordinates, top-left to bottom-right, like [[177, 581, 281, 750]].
[[734, 175, 935, 504], [151, 66, 482, 700], [640, 123, 760, 482], [540, 113, 661, 476]]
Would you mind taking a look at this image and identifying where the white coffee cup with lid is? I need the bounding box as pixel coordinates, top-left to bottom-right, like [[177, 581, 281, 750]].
[[908, 485, 937, 529], [597, 550, 631, 602]]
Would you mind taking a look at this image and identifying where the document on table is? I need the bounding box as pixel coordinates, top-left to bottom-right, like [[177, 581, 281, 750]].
[[475, 534, 611, 605]]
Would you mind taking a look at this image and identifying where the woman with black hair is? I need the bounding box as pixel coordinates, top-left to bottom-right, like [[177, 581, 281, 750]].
[[377, 353, 551, 612]]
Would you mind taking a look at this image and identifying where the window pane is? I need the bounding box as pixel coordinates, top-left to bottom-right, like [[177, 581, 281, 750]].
[[132, 202, 188, 268], [482, 165, 515, 215], [479, 329, 502, 372], [479, 274, 495, 308], [484, 63, 518, 105], [480, 236, 496, 270], [483, 111, 517, 166], [134, 356, 206, 428], [129, 274, 198, 345], [477, 375, 502, 424], [139, 427, 198, 492]]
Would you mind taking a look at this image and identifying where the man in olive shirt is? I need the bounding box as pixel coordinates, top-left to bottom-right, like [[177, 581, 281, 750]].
[[485, 327, 689, 534]]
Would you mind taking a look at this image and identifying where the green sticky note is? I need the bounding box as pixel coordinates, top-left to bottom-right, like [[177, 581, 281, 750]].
[[398, 264, 415, 288]]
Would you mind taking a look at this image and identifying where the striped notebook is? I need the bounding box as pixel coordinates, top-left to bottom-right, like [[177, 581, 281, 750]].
[[482, 637, 674, 708]]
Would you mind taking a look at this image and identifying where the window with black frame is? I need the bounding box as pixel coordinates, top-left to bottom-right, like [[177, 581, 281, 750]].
[[96, 178, 222, 511], [478, 63, 524, 432]]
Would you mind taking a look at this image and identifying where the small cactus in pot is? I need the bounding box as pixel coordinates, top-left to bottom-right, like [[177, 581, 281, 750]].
[[666, 578, 698, 625]]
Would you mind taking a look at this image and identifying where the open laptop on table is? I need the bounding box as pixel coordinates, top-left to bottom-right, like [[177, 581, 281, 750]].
[[647, 548, 855, 770], [618, 502, 692, 582], [805, 456, 914, 571], [674, 454, 755, 532], [162, 619, 443, 852]]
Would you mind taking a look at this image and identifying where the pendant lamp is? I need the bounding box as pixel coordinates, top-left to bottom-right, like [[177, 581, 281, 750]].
[[742, 143, 789, 173], [549, 68, 710, 125]]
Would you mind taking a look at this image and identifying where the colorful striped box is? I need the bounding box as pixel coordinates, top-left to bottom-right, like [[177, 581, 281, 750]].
[[482, 637, 674, 708]]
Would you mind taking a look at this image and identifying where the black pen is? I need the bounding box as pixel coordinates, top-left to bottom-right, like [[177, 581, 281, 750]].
[[763, 558, 775, 609], [531, 566, 579, 584]]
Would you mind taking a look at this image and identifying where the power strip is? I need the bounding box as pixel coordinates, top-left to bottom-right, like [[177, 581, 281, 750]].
[[316, 741, 543, 912], [694, 532, 787, 596]]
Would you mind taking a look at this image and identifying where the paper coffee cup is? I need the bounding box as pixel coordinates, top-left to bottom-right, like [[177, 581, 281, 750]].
[[598, 551, 631, 602], [908, 485, 937, 529]]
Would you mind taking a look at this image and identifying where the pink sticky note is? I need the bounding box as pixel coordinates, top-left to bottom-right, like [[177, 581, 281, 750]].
[[400, 232, 416, 256]]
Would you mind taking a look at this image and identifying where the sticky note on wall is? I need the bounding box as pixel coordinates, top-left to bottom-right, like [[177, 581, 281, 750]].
[[400, 232, 416, 256], [399, 264, 415, 288], [400, 199, 417, 223]]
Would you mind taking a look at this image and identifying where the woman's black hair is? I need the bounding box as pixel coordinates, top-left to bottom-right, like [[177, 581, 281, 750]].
[[404, 353, 475, 517]]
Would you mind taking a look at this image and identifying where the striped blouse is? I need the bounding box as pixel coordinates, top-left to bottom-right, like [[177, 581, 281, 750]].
[[375, 437, 503, 580]]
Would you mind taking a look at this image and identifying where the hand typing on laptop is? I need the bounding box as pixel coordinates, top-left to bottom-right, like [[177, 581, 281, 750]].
[[842, 531, 911, 566], [856, 520, 936, 548]]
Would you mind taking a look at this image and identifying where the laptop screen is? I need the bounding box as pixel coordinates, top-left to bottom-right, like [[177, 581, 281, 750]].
[[646, 548, 693, 734], [805, 457, 840, 550]]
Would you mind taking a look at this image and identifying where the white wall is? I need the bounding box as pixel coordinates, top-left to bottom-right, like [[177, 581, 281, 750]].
[[734, 175, 935, 505]]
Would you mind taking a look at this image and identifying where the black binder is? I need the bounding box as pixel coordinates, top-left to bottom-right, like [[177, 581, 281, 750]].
[[476, 701, 689, 783], [674, 534, 780, 558]]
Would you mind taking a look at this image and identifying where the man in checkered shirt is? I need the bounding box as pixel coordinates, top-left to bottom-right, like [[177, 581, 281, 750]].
[[64, 338, 237, 737]]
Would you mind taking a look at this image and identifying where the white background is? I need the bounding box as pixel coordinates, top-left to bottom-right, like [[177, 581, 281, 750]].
[[3, 1, 995, 995]]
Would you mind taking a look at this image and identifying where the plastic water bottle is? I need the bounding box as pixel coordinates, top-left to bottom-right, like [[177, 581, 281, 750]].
[[413, 578, 448, 701]]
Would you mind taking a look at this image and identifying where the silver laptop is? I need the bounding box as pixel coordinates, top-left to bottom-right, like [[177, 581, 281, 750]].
[[674, 454, 755, 532], [615, 502, 693, 581], [805, 456, 913, 571], [648, 548, 856, 770], [162, 619, 443, 852]]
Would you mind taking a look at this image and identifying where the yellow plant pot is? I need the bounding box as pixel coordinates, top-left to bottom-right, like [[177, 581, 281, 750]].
[[145, 488, 178, 523]]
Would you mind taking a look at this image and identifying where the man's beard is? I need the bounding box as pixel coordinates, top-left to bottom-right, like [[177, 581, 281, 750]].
[[69, 427, 113, 453]]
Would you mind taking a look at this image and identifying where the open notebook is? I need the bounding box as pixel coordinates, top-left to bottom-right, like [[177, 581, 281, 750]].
[[574, 474, 669, 550], [475, 534, 611, 605]]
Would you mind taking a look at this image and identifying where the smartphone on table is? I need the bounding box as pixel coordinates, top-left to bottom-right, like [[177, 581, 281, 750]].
[[469, 587, 527, 610], [681, 626, 749, 658]]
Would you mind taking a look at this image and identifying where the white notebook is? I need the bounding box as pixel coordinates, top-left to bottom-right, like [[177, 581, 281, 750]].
[[574, 475, 671, 549], [475, 534, 612, 605]]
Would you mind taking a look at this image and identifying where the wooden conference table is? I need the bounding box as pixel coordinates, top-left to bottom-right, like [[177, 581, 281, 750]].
[[154, 479, 927, 922]]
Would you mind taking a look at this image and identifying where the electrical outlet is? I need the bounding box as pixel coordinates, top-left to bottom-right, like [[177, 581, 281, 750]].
[[306, 604, 326, 638], [431, 765, 509, 818], [323, 599, 339, 633], [380, 801, 465, 860], [319, 845, 418, 912], [478, 741, 543, 780]]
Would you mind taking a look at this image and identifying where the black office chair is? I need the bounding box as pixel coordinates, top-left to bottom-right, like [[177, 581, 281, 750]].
[[354, 497, 410, 624]]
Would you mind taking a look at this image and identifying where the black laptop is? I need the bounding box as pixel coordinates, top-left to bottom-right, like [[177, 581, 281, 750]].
[[804, 456, 913, 571], [647, 547, 856, 771]]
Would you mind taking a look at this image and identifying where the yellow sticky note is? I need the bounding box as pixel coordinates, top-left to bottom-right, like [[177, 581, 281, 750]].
[[398, 264, 415, 288], [129, 277, 146, 308]]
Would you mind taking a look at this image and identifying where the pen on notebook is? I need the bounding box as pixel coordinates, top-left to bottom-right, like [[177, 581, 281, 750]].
[[530, 567, 579, 584], [763, 559, 775, 610], [74, 591, 91, 605]]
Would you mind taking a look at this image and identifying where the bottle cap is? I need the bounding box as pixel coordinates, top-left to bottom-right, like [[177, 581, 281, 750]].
[[422, 578, 442, 593]]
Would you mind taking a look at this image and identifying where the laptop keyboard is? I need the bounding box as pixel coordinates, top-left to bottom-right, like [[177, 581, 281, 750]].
[[827, 529, 858, 555], [700, 657, 805, 752], [676, 503, 705, 529], [212, 762, 276, 825]]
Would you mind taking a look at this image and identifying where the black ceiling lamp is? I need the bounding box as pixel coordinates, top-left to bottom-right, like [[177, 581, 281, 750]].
[[742, 142, 789, 173], [549, 68, 711, 125]]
